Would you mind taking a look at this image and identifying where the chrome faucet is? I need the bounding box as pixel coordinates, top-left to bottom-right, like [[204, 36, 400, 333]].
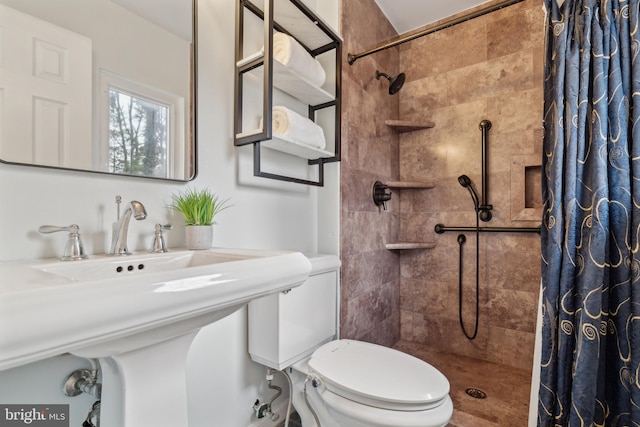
[[109, 200, 147, 255]]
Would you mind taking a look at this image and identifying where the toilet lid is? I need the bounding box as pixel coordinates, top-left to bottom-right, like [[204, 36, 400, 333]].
[[308, 340, 450, 411]]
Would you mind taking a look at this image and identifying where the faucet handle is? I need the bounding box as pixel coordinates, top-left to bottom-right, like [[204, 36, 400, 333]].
[[39, 225, 74, 234], [149, 224, 173, 253], [39, 224, 89, 261]]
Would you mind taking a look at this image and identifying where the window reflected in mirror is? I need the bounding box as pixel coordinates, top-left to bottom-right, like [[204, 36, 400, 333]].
[[109, 89, 169, 177], [0, 0, 196, 181]]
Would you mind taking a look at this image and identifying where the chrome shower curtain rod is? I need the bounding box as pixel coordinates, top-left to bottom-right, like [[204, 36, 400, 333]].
[[347, 0, 527, 65]]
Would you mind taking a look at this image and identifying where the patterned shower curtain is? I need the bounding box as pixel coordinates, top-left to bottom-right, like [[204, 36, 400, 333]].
[[539, 0, 640, 425]]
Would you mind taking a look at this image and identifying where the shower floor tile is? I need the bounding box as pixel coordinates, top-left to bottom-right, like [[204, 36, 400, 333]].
[[393, 340, 533, 427]]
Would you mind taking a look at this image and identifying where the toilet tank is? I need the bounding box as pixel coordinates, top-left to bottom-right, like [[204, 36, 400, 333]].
[[248, 254, 340, 370]]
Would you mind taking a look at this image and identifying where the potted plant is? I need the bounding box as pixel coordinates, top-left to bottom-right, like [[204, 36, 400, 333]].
[[170, 188, 230, 249]]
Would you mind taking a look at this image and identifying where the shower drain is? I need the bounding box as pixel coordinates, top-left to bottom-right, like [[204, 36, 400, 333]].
[[465, 388, 487, 399]]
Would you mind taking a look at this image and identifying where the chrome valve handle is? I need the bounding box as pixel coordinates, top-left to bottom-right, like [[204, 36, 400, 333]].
[[149, 223, 173, 253], [39, 224, 89, 261], [38, 224, 78, 234]]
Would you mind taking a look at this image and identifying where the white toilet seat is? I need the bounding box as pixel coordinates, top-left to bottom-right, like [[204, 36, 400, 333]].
[[308, 340, 450, 411], [315, 385, 454, 427]]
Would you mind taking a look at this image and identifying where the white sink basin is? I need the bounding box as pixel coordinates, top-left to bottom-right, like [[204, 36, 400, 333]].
[[33, 250, 252, 282], [0, 247, 312, 427]]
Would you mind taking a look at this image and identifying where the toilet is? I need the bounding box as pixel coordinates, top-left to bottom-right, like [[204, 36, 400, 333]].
[[248, 254, 453, 427]]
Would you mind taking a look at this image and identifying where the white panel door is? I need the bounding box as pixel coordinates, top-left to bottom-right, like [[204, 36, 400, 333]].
[[0, 4, 92, 169]]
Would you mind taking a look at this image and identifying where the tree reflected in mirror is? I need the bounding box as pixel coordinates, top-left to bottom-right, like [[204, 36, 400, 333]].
[[109, 89, 168, 178]]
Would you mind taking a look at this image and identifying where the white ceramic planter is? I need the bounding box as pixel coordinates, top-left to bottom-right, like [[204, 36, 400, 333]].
[[185, 225, 213, 250]]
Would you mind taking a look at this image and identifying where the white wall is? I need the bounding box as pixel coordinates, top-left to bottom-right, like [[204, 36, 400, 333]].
[[0, 0, 340, 425]]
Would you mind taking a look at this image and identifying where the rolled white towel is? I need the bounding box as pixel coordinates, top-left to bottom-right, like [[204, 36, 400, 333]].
[[269, 106, 326, 149], [273, 32, 326, 88]]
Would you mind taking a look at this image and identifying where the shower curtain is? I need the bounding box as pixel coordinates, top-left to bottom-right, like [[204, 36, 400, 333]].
[[539, 0, 640, 425]]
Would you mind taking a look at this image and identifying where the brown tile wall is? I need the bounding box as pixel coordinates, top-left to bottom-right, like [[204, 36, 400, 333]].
[[397, 0, 544, 371], [340, 0, 544, 371], [340, 0, 402, 347]]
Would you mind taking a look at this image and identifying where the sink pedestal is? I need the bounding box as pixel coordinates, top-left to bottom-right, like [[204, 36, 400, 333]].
[[98, 331, 198, 427]]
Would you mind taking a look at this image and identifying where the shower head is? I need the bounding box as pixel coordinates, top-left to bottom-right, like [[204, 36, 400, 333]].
[[376, 70, 405, 95], [458, 175, 472, 188], [458, 175, 479, 212]]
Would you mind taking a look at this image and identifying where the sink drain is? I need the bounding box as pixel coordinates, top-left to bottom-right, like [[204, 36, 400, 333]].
[[465, 388, 487, 399]]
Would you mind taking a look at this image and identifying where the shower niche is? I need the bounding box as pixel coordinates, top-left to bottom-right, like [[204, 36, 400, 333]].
[[234, 0, 342, 186], [510, 153, 542, 221]]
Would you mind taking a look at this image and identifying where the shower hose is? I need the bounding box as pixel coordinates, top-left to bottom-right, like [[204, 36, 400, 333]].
[[457, 212, 479, 340]]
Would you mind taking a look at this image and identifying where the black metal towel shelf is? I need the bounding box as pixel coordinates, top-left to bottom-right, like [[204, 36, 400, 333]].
[[434, 224, 541, 234]]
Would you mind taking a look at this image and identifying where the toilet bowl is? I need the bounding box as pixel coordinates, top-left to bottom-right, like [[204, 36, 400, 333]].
[[288, 339, 453, 427], [248, 254, 453, 427]]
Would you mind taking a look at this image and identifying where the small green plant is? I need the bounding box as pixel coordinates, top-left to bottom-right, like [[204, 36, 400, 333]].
[[170, 188, 230, 226]]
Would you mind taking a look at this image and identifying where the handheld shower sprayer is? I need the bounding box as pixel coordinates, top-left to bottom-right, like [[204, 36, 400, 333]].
[[458, 175, 492, 221], [457, 175, 480, 340], [458, 175, 479, 213]]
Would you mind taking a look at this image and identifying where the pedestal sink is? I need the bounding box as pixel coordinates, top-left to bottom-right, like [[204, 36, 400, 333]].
[[0, 248, 312, 427]]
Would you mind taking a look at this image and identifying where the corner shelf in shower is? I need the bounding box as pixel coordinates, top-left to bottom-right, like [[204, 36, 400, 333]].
[[386, 181, 435, 189], [385, 242, 436, 250], [385, 120, 435, 133], [376, 116, 435, 249]]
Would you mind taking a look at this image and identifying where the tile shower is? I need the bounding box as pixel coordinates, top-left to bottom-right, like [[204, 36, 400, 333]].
[[340, 0, 544, 424]]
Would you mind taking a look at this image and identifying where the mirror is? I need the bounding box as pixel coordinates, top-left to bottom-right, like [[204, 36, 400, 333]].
[[0, 0, 196, 181]]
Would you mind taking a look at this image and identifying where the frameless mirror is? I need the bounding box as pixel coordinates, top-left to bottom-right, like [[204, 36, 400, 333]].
[[0, 0, 196, 181]]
